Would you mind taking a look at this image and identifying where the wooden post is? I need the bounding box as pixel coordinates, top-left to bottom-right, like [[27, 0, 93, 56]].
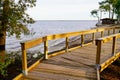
[[44, 40, 48, 59], [101, 31, 104, 37], [21, 43, 28, 75], [81, 34, 84, 46], [96, 40, 102, 80], [112, 36, 116, 56], [65, 37, 69, 52], [96, 40, 102, 65], [113, 28, 115, 34], [96, 66, 100, 80], [108, 30, 110, 36], [92, 33, 95, 43]]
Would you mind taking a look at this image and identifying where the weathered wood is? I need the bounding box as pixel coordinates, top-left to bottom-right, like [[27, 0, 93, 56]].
[[17, 39, 120, 80], [65, 37, 69, 52], [92, 33, 95, 43], [81, 34, 84, 46], [100, 52, 120, 72], [112, 36, 116, 55], [113, 28, 115, 34], [96, 40, 102, 64], [101, 31, 104, 37], [108, 30, 110, 36], [16, 26, 120, 80], [44, 40, 48, 59]]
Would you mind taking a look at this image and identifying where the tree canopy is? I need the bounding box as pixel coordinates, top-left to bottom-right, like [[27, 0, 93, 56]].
[[0, 0, 36, 38], [91, 0, 120, 23], [0, 0, 36, 61]]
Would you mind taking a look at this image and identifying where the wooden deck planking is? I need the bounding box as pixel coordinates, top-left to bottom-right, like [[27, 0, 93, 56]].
[[19, 40, 120, 80]]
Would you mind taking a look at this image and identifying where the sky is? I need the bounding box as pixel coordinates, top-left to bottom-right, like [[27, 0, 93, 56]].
[[27, 0, 104, 20]]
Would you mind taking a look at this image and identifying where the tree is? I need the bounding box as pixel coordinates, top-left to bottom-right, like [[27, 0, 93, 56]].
[[91, 9, 101, 24], [115, 0, 120, 23], [0, 0, 36, 61], [99, 0, 117, 19]]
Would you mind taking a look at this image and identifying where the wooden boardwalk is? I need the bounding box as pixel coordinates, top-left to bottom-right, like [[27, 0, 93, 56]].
[[18, 40, 120, 80], [13, 27, 120, 80]]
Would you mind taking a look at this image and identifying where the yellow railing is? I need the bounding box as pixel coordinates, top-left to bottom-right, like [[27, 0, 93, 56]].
[[95, 33, 120, 80], [21, 26, 120, 75]]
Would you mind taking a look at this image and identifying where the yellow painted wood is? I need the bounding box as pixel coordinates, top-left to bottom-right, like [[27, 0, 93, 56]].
[[21, 43, 28, 75], [108, 30, 110, 36], [112, 36, 116, 55], [92, 33, 95, 43], [13, 73, 23, 80], [81, 34, 84, 46], [44, 40, 48, 59], [100, 52, 120, 72], [113, 29, 115, 34], [16, 26, 120, 80], [101, 31, 104, 37], [65, 37, 69, 52], [21, 38, 44, 49], [96, 40, 102, 64]]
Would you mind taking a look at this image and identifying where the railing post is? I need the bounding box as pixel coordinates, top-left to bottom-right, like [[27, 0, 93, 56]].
[[44, 40, 48, 59], [81, 34, 84, 46], [112, 36, 116, 56], [101, 31, 104, 37], [113, 28, 115, 34], [96, 40, 102, 65], [108, 30, 110, 36], [65, 37, 69, 52], [96, 40, 102, 80], [92, 33, 95, 43], [21, 43, 28, 75]]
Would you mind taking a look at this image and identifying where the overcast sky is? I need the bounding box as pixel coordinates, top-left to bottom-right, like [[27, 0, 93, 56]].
[[27, 0, 103, 20]]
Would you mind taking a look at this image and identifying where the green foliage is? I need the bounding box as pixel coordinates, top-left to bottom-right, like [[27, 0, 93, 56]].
[[0, 0, 36, 38], [0, 55, 13, 77], [115, 0, 120, 21], [91, 9, 99, 18], [91, 0, 120, 21]]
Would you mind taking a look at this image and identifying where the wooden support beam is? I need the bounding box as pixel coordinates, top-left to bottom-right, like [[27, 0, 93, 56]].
[[65, 37, 69, 52], [21, 43, 28, 75], [101, 31, 104, 37], [108, 30, 110, 36], [44, 40, 48, 59], [96, 40, 102, 64], [113, 29, 115, 34], [81, 34, 84, 46], [112, 36, 116, 55], [92, 33, 95, 43]]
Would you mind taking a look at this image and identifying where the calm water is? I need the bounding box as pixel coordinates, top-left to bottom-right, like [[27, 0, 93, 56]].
[[6, 20, 97, 52]]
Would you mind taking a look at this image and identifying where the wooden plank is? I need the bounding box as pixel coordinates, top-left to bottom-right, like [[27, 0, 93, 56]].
[[65, 37, 69, 52], [108, 30, 110, 36], [112, 36, 116, 55], [92, 33, 95, 43], [44, 40, 48, 59], [21, 43, 28, 75], [101, 31, 104, 37], [96, 40, 102, 64], [100, 52, 120, 72], [81, 34, 84, 46], [21, 38, 44, 49]]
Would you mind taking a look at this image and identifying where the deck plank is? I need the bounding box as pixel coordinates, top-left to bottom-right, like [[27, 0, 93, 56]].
[[19, 40, 120, 80]]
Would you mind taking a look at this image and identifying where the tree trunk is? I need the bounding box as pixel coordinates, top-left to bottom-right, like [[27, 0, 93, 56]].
[[0, 0, 9, 61], [112, 8, 115, 19], [0, 31, 6, 61]]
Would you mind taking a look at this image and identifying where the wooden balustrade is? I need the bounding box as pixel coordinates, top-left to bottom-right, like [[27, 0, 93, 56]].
[[21, 26, 120, 75], [95, 33, 120, 80]]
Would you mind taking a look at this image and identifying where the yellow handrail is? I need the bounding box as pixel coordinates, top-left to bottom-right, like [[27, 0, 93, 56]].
[[95, 33, 120, 80], [21, 26, 120, 76]]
